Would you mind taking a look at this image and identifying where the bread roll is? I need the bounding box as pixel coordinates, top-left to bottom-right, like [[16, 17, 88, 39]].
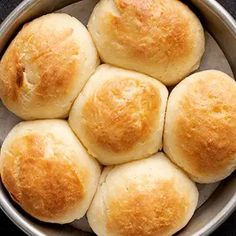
[[88, 0, 205, 85], [87, 152, 198, 236], [164, 70, 236, 183], [0, 120, 101, 223], [69, 64, 168, 165], [0, 13, 99, 120]]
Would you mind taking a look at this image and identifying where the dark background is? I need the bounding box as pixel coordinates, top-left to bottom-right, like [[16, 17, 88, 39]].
[[0, 0, 235, 235]]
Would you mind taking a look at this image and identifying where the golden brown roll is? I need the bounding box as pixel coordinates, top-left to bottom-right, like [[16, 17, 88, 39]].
[[87, 152, 199, 236], [88, 0, 205, 86], [164, 70, 236, 183], [69, 64, 168, 165], [0, 120, 101, 223], [0, 13, 99, 120]]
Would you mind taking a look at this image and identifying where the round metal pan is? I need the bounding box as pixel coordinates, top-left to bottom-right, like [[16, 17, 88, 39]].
[[0, 0, 235, 235]]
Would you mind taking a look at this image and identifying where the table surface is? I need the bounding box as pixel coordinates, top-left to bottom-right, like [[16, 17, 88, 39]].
[[0, 0, 236, 235]]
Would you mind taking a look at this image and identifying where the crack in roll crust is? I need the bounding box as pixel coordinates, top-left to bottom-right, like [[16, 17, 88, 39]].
[[88, 0, 205, 85], [0, 13, 99, 120], [1, 27, 78, 102], [164, 70, 236, 183], [82, 78, 160, 152]]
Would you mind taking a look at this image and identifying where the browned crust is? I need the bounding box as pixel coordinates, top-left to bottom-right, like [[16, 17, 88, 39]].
[[175, 75, 236, 176], [0, 14, 80, 106], [1, 134, 85, 220], [102, 0, 193, 62], [81, 78, 160, 152], [107, 180, 189, 236]]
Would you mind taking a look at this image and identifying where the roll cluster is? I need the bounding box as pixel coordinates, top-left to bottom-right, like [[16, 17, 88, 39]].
[[0, 1, 235, 235]]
